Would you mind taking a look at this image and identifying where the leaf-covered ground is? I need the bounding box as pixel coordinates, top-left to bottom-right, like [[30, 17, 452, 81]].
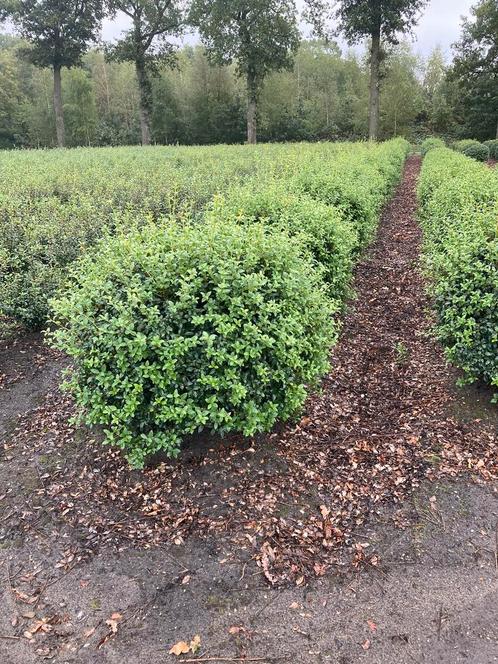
[[0, 156, 497, 663]]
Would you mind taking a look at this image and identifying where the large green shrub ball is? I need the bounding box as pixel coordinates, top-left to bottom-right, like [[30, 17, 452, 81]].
[[50, 219, 336, 467]]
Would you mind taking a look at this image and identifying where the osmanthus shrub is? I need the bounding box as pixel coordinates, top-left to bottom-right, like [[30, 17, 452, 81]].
[[484, 139, 498, 160], [290, 138, 410, 250], [49, 219, 337, 467], [420, 137, 445, 157], [452, 139, 490, 162], [418, 148, 498, 395], [205, 184, 357, 303]]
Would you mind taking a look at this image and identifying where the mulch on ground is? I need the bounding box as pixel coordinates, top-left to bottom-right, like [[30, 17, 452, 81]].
[[5, 156, 497, 587]]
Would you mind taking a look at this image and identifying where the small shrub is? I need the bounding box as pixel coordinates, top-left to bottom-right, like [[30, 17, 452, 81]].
[[49, 219, 336, 467], [452, 139, 481, 153], [462, 143, 490, 162], [484, 139, 498, 160], [420, 137, 445, 157]]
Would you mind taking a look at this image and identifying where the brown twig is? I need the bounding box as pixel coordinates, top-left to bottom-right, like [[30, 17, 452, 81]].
[[0, 635, 21, 640]]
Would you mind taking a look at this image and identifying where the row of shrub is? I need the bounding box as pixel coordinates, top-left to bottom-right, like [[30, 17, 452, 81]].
[[34, 138, 410, 467], [420, 136, 498, 162], [1, 140, 406, 330], [418, 147, 497, 397]]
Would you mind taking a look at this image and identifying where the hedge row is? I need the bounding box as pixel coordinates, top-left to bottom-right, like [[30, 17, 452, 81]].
[[1, 140, 408, 330], [0, 144, 327, 329], [40, 138, 410, 466], [418, 147, 498, 395]]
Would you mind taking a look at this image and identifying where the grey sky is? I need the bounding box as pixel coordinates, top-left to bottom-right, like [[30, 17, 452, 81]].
[[102, 0, 476, 62]]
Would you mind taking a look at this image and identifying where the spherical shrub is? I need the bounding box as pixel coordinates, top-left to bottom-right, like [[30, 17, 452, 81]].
[[206, 185, 357, 303], [462, 143, 490, 162], [452, 139, 481, 153], [420, 137, 445, 157], [484, 139, 498, 160], [50, 219, 336, 467]]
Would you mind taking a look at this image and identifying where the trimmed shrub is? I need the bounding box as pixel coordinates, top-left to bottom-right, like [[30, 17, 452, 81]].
[[452, 139, 489, 161], [205, 185, 357, 303], [484, 139, 498, 160], [452, 139, 482, 153], [418, 147, 498, 395], [49, 220, 336, 467], [462, 143, 490, 162], [421, 137, 445, 157]]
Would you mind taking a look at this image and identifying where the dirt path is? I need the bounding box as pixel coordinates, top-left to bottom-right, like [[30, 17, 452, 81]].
[[0, 156, 497, 663]]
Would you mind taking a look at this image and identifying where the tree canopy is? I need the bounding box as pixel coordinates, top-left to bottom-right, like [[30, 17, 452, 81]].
[[107, 0, 187, 144], [190, 0, 300, 143]]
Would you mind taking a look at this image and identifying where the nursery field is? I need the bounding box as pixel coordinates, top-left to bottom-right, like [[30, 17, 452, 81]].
[[0, 141, 497, 663]]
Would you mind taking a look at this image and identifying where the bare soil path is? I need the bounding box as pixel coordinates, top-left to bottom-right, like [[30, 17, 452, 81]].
[[0, 156, 497, 663]]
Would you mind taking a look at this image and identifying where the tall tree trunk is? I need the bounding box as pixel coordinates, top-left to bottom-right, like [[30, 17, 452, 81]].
[[496, 117, 498, 139], [53, 64, 65, 148], [135, 58, 152, 146], [247, 71, 258, 144], [368, 24, 381, 141]]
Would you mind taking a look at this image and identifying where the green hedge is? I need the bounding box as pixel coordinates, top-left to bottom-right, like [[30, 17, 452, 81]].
[[418, 148, 498, 395], [420, 137, 445, 157], [50, 220, 336, 467], [291, 139, 409, 248], [205, 185, 357, 304], [1, 139, 409, 331]]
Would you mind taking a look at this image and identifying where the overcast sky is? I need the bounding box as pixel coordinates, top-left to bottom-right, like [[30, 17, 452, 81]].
[[102, 0, 475, 62]]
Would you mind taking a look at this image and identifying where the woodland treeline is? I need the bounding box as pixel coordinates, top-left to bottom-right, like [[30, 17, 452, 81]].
[[0, 0, 496, 148]]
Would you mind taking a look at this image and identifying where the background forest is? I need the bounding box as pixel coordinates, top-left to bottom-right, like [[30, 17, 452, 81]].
[[0, 0, 496, 148]]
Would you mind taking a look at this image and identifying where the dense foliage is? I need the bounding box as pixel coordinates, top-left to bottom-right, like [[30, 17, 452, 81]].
[[452, 138, 490, 161], [190, 0, 299, 143], [0, 139, 409, 330], [26, 137, 410, 465], [484, 139, 498, 159], [420, 137, 445, 156], [418, 147, 498, 395], [50, 220, 336, 467], [1, 0, 496, 147], [449, 0, 498, 142], [1, 30, 494, 149]]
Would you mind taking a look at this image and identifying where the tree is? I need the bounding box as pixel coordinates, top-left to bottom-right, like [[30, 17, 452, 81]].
[[189, 0, 300, 144], [305, 0, 427, 140], [4, 0, 103, 147], [422, 46, 454, 134], [450, 0, 498, 139], [0, 36, 27, 147], [86, 50, 141, 145], [380, 42, 423, 138], [107, 0, 186, 145], [64, 68, 98, 145]]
